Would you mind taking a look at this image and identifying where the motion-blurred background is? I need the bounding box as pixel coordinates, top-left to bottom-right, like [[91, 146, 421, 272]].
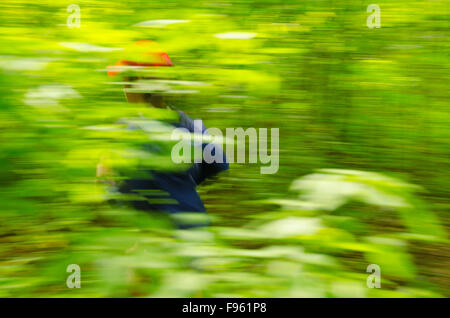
[[0, 0, 448, 297]]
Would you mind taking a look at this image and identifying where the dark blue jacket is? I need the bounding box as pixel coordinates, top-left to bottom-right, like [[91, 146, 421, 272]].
[[117, 111, 229, 228]]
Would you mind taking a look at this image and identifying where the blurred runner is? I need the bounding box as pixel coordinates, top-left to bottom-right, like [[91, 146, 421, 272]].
[[98, 40, 229, 229]]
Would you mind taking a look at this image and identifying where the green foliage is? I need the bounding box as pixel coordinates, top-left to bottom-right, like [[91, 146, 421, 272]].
[[0, 0, 449, 297]]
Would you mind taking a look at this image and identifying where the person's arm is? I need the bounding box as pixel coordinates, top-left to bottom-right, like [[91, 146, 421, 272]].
[[178, 111, 229, 185], [190, 141, 228, 185]]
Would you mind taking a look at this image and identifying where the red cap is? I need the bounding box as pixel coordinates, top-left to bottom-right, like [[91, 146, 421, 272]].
[[107, 40, 173, 76]]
